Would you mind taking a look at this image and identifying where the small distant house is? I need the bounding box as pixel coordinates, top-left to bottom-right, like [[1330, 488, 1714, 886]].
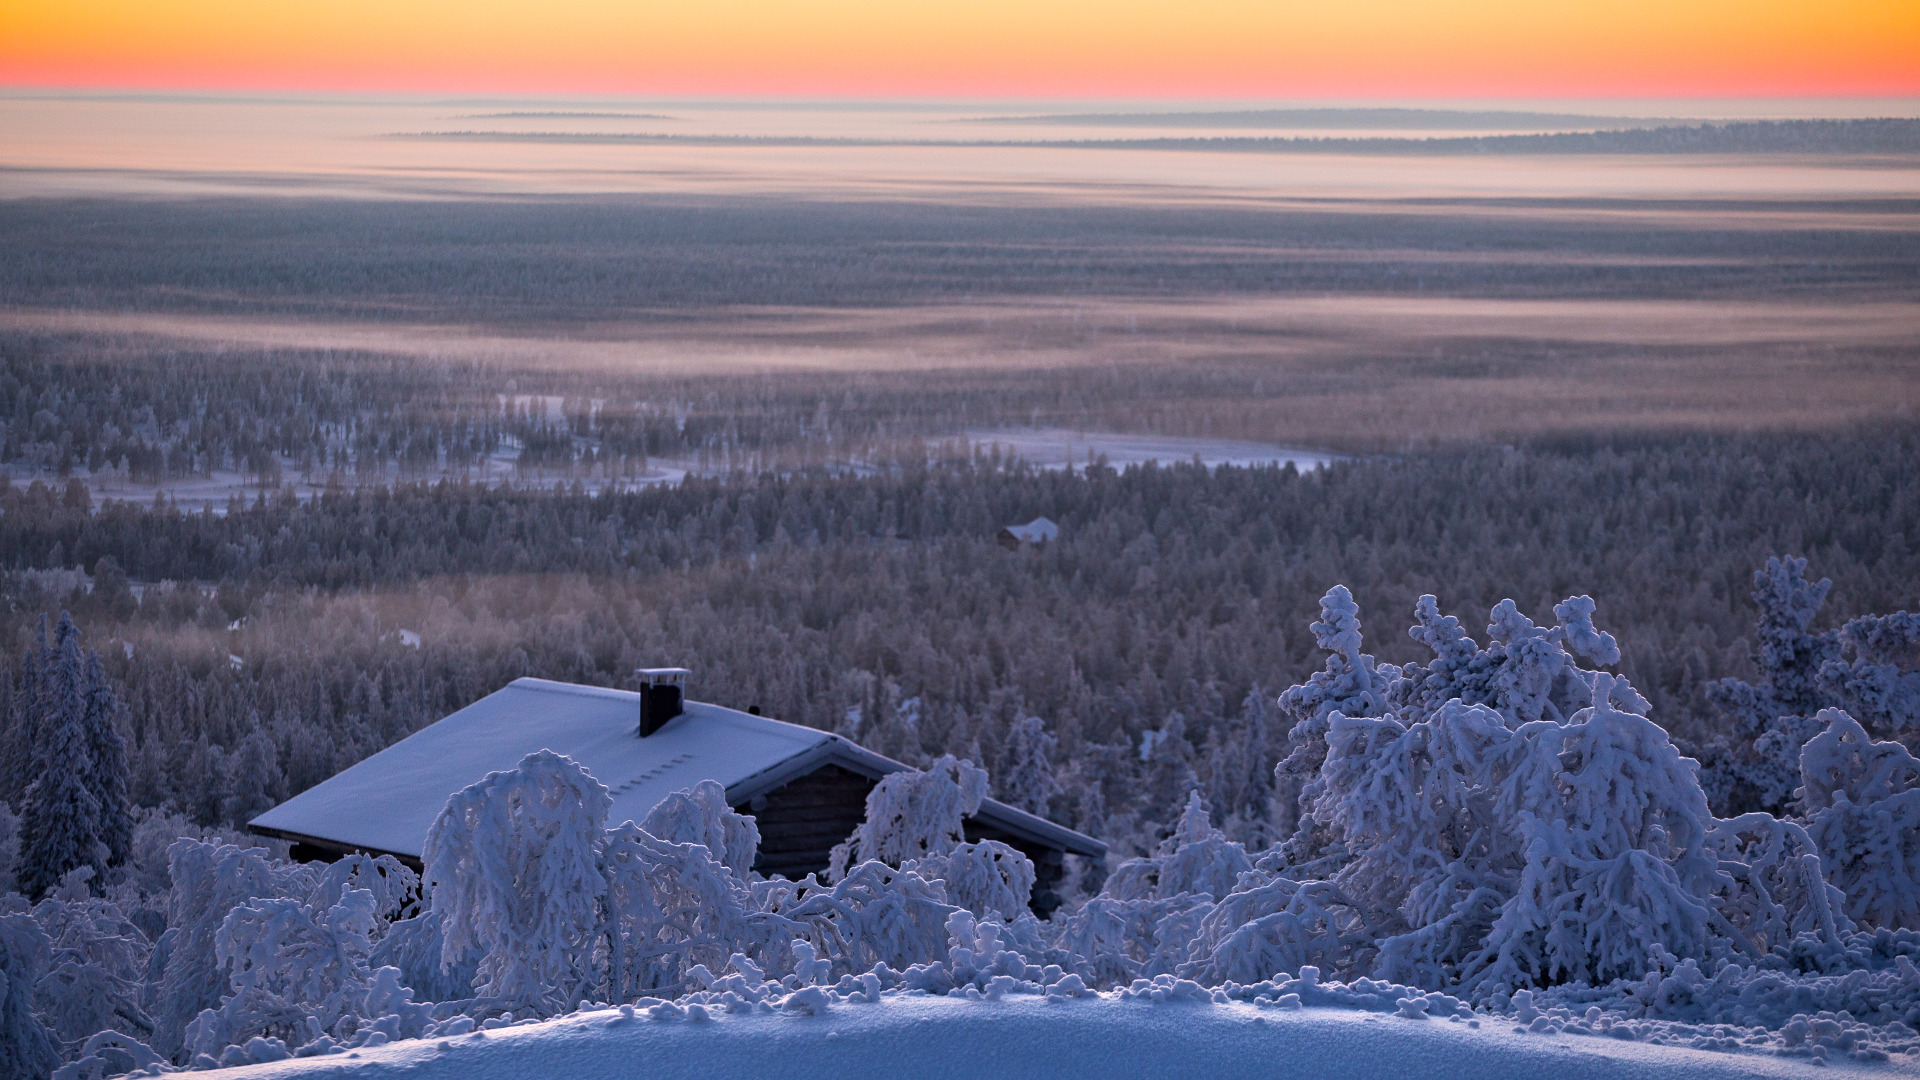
[[997, 516, 1059, 550], [248, 672, 1103, 916]]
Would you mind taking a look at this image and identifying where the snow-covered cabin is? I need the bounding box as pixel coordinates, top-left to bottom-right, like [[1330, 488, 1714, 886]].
[[997, 516, 1059, 550], [248, 676, 1104, 916]]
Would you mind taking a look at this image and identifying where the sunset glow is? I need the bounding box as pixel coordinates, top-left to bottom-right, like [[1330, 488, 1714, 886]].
[[3, 0, 1918, 98]]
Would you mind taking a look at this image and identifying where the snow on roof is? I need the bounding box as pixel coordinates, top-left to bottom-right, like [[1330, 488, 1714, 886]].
[[251, 676, 1103, 861], [1000, 517, 1059, 544], [250, 678, 830, 860]]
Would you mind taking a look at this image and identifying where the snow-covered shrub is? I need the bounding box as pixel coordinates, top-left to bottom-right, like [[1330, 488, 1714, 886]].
[[30, 869, 152, 1051], [1705, 812, 1851, 961], [771, 862, 955, 977], [424, 749, 610, 1015], [939, 907, 1072, 991], [1180, 875, 1369, 985], [1697, 557, 1920, 817], [0, 912, 62, 1080], [1155, 794, 1252, 900], [601, 819, 781, 998], [1057, 792, 1255, 986], [1798, 709, 1920, 929], [148, 839, 288, 1062], [1821, 612, 1920, 733], [638, 779, 760, 880], [1247, 591, 1768, 999], [183, 886, 383, 1057], [367, 910, 473, 1004], [1058, 891, 1213, 986], [48, 1030, 169, 1080], [827, 756, 988, 879], [906, 840, 1034, 919]]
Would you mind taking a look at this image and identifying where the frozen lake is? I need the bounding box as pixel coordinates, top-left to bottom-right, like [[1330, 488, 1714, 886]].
[[965, 428, 1335, 471]]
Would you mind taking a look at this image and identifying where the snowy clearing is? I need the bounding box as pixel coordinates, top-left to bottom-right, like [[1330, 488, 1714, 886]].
[[191, 993, 1869, 1080], [965, 428, 1335, 471]]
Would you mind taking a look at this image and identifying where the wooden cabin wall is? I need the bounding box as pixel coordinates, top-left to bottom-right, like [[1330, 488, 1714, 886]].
[[737, 763, 876, 881], [963, 819, 1067, 919], [737, 762, 1072, 918]]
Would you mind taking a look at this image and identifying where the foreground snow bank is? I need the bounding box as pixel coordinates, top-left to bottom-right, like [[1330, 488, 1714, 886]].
[[189, 992, 1886, 1080]]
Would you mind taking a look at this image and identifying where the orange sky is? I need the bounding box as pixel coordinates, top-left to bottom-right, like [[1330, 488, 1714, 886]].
[[3, 0, 1918, 98]]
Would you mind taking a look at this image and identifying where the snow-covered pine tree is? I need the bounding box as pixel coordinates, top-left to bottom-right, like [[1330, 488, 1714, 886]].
[[79, 648, 131, 870], [0, 801, 17, 895], [16, 619, 103, 900], [1703, 557, 1843, 814], [999, 715, 1061, 818], [11, 615, 131, 898], [220, 725, 285, 829]]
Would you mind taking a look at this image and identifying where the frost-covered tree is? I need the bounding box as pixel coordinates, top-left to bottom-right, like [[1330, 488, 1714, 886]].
[[220, 725, 285, 829], [424, 749, 610, 1015], [1819, 612, 1920, 738], [906, 840, 1035, 919], [827, 756, 987, 878], [998, 716, 1061, 818], [17, 651, 103, 901], [0, 802, 17, 896], [1274, 586, 1392, 869], [0, 913, 62, 1080], [1700, 558, 1920, 818], [1197, 589, 1814, 998], [1137, 712, 1200, 836], [1704, 557, 1844, 814], [148, 840, 286, 1062], [30, 869, 153, 1053], [77, 651, 131, 874], [12, 615, 131, 899], [1797, 708, 1920, 929], [638, 779, 760, 879]]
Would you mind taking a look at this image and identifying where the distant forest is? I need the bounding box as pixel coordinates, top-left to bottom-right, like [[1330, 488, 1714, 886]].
[[400, 119, 1920, 155], [1, 424, 1915, 861], [7, 190, 1909, 320]]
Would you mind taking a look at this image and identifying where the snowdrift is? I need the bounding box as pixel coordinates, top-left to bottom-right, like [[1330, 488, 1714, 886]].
[[186, 992, 1877, 1080]]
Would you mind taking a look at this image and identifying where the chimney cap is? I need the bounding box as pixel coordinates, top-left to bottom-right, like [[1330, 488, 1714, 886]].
[[636, 667, 690, 686]]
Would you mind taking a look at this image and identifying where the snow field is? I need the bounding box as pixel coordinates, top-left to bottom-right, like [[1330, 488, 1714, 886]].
[[189, 990, 1880, 1080]]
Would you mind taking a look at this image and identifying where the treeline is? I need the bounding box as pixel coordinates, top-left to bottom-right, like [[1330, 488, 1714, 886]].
[[0, 331, 1220, 484], [2, 425, 1916, 858], [421, 118, 1920, 156], [1055, 118, 1920, 155], [5, 192, 1908, 322], [0, 331, 1474, 484]]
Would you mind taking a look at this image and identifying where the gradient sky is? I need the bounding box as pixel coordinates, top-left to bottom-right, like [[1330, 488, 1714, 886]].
[[3, 0, 1918, 99]]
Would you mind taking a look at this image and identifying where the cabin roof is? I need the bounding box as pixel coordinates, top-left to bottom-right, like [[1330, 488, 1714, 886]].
[[249, 676, 1104, 862], [999, 517, 1059, 544]]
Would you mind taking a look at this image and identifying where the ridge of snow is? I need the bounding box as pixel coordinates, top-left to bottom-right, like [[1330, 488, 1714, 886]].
[[182, 991, 1870, 1080]]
